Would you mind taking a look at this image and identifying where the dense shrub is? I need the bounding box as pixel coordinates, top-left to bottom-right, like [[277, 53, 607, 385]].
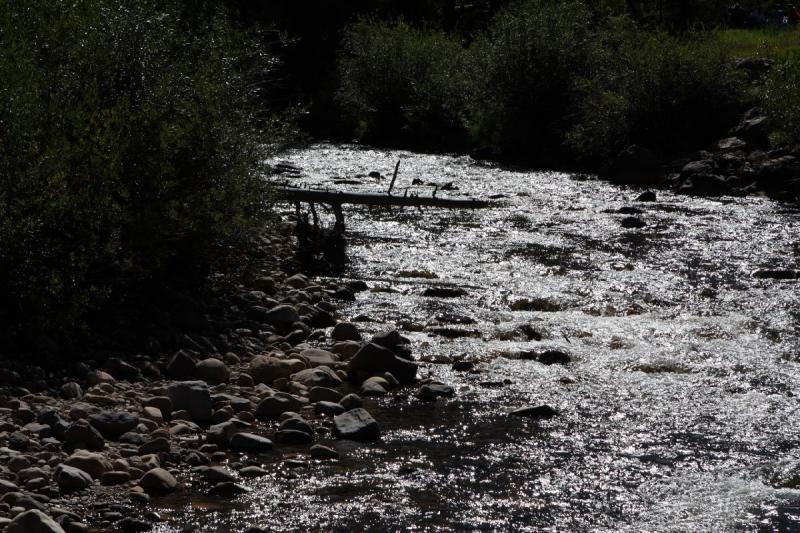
[[337, 20, 470, 149], [569, 21, 745, 161], [764, 59, 800, 146], [0, 0, 275, 344], [468, 0, 595, 162]]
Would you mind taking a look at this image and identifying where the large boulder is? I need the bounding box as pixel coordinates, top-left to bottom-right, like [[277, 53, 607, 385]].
[[167, 381, 213, 423], [139, 468, 178, 496], [332, 408, 380, 442], [54, 464, 92, 493], [229, 433, 274, 453], [331, 322, 362, 342], [347, 343, 417, 384], [64, 451, 112, 478], [7, 510, 65, 533], [88, 411, 139, 439], [298, 348, 339, 368], [371, 331, 413, 360], [290, 367, 342, 388], [63, 421, 105, 452], [249, 356, 304, 385], [196, 358, 230, 385], [207, 418, 251, 447], [254, 393, 305, 420]]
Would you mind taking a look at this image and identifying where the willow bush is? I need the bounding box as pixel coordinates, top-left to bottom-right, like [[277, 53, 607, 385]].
[[0, 0, 275, 345]]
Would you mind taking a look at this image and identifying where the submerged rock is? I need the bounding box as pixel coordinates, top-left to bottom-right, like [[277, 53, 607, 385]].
[[510, 405, 558, 419]]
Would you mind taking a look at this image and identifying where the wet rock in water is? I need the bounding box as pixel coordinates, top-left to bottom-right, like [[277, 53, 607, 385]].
[[518, 349, 571, 365], [616, 206, 643, 215], [310, 445, 339, 460], [279, 416, 313, 435], [7, 509, 65, 533], [209, 481, 248, 497], [620, 216, 646, 229], [249, 356, 303, 385], [677, 173, 732, 196], [348, 343, 417, 384], [339, 393, 363, 411], [207, 418, 251, 447], [635, 190, 657, 202], [255, 393, 305, 420], [275, 429, 313, 445], [167, 381, 213, 423], [331, 322, 362, 342], [291, 367, 342, 388], [117, 518, 153, 533], [285, 273, 309, 289], [308, 386, 343, 403], [64, 451, 112, 478], [512, 296, 566, 313], [509, 405, 558, 419], [359, 379, 388, 397], [196, 358, 230, 385], [416, 383, 455, 401], [771, 460, 800, 488], [371, 330, 412, 358], [332, 408, 380, 442], [314, 401, 345, 416], [229, 433, 274, 453], [422, 286, 468, 298], [139, 468, 178, 496], [165, 350, 197, 380], [202, 466, 237, 484], [239, 466, 268, 478], [101, 471, 131, 486], [54, 465, 92, 493], [451, 361, 475, 372], [64, 421, 105, 452], [752, 269, 799, 280], [88, 411, 139, 439]]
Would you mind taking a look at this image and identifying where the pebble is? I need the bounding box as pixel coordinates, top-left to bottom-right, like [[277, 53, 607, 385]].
[[139, 468, 178, 496], [509, 405, 558, 419]]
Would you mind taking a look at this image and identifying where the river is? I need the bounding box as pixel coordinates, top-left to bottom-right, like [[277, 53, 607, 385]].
[[155, 143, 800, 532]]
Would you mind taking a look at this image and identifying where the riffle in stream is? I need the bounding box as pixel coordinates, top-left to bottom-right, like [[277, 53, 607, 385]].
[[154, 144, 800, 532]]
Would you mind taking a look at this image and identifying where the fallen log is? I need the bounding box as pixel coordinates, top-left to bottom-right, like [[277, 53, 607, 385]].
[[275, 187, 490, 209]]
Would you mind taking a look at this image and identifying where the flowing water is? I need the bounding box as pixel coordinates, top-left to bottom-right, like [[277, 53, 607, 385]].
[[156, 144, 800, 532]]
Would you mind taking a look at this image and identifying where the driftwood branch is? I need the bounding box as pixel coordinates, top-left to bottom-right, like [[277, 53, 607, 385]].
[[276, 187, 489, 209]]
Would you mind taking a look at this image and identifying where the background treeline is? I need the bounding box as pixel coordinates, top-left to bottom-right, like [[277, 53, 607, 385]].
[[2, 0, 799, 356]]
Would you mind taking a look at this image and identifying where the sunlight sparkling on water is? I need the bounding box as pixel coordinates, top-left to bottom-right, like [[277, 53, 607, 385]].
[[153, 144, 800, 532]]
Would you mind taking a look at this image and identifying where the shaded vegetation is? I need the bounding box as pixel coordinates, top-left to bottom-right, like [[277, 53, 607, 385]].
[[0, 0, 277, 349]]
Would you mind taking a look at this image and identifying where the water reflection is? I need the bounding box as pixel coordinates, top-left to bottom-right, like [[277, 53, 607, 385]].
[[153, 144, 800, 532]]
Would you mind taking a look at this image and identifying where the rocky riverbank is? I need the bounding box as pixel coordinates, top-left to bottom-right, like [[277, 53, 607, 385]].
[[604, 108, 800, 203], [0, 221, 467, 532]]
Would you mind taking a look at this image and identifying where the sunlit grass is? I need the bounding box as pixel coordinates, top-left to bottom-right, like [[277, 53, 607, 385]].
[[714, 28, 800, 61]]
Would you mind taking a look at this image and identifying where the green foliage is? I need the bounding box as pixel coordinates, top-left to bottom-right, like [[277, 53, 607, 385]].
[[569, 21, 745, 160], [468, 0, 595, 161], [764, 59, 800, 145], [337, 20, 470, 149], [0, 0, 275, 341]]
